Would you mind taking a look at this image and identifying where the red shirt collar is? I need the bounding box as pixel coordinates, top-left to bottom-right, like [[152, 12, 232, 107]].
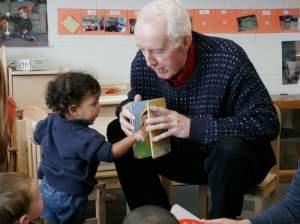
[[169, 42, 195, 87]]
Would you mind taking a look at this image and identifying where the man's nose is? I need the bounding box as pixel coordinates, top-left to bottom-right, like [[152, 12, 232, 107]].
[[144, 51, 156, 67]]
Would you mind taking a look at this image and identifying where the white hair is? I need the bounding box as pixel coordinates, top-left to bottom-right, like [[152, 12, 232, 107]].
[[137, 0, 192, 46]]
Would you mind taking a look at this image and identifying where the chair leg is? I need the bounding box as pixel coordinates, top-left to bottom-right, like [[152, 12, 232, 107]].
[[253, 196, 264, 215], [160, 176, 172, 203], [270, 189, 278, 204], [199, 185, 208, 218], [96, 183, 106, 224]]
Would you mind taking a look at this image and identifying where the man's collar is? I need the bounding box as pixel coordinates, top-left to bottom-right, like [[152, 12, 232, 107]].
[[169, 42, 195, 87]]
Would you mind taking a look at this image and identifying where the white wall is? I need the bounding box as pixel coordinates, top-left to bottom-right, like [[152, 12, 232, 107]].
[[6, 0, 300, 93]]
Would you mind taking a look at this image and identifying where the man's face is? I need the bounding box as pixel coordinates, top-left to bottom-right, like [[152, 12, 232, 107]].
[[134, 19, 191, 80]]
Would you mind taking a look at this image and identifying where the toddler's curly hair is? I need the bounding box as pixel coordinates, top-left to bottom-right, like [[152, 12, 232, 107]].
[[46, 72, 100, 115]]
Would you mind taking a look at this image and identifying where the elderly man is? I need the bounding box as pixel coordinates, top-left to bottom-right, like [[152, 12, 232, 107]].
[[107, 0, 279, 218]]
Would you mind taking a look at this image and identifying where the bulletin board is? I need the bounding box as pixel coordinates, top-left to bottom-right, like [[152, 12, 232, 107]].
[[57, 7, 300, 35]]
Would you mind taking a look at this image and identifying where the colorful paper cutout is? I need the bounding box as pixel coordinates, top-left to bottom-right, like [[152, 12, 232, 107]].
[[62, 16, 80, 34], [58, 9, 82, 35]]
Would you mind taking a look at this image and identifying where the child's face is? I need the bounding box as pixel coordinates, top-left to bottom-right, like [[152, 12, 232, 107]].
[[18, 9, 28, 19], [72, 93, 101, 121]]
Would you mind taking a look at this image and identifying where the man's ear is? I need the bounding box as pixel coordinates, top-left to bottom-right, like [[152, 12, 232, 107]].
[[19, 215, 30, 224], [182, 35, 192, 51]]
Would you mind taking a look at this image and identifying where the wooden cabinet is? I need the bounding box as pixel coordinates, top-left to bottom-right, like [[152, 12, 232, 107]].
[[8, 68, 59, 109]]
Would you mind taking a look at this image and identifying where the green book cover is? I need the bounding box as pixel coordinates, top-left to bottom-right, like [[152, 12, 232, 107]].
[[128, 97, 171, 159]]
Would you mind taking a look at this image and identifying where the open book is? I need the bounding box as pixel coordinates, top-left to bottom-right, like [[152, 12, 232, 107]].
[[128, 97, 171, 159], [171, 204, 203, 224]]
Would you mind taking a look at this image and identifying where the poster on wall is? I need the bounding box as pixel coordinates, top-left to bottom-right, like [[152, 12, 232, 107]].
[[282, 41, 300, 85], [0, 0, 48, 47]]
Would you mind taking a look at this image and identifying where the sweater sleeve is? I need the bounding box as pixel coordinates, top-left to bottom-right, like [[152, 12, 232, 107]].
[[33, 118, 48, 144], [190, 50, 279, 145], [249, 160, 300, 224], [79, 130, 113, 163]]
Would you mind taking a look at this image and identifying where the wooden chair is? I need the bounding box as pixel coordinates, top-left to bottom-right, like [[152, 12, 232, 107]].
[[7, 120, 18, 172], [162, 105, 281, 218], [23, 106, 106, 224]]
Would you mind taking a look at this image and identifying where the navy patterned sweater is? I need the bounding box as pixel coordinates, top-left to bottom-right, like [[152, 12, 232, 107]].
[[118, 32, 279, 161]]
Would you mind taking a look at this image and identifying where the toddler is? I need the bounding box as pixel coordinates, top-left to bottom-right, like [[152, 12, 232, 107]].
[[35, 72, 144, 224]]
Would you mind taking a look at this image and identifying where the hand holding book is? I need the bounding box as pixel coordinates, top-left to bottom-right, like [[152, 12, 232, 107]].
[[146, 106, 191, 141], [128, 97, 171, 159], [119, 94, 142, 136]]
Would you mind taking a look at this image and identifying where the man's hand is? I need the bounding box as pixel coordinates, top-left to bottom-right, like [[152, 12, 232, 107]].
[[119, 94, 142, 136], [202, 219, 251, 224], [145, 106, 191, 141]]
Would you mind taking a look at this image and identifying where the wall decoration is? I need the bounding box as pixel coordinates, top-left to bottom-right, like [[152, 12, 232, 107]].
[[193, 9, 216, 33], [104, 10, 128, 35], [81, 9, 104, 34], [127, 10, 138, 34], [236, 10, 257, 33], [57, 7, 300, 36], [215, 9, 237, 33], [62, 15, 80, 34], [256, 9, 280, 33], [0, 0, 48, 47], [278, 9, 299, 32], [58, 9, 81, 35], [282, 41, 300, 85]]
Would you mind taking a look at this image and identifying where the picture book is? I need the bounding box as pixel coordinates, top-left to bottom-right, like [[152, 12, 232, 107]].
[[171, 204, 203, 224], [128, 97, 171, 159]]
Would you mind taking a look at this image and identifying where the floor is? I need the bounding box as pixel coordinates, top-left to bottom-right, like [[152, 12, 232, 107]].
[[90, 182, 290, 224]]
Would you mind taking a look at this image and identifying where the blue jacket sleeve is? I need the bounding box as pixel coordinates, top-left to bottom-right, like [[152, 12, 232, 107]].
[[78, 130, 113, 163], [33, 118, 48, 145], [249, 160, 300, 224]]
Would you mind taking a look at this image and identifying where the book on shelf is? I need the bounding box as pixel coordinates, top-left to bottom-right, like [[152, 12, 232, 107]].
[[128, 97, 171, 159]]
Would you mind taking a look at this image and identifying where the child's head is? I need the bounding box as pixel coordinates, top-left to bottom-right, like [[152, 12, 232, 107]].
[[18, 6, 30, 19], [46, 72, 101, 121], [123, 205, 179, 224], [0, 172, 44, 224]]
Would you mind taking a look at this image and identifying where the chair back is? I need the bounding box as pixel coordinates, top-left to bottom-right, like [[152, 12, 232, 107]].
[[270, 105, 281, 176], [23, 106, 47, 179]]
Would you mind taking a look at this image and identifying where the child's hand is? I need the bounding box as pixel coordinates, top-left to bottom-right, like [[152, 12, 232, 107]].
[[134, 130, 147, 142]]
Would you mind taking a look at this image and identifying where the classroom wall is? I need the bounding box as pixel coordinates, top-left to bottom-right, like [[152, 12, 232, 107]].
[[5, 0, 300, 94]]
